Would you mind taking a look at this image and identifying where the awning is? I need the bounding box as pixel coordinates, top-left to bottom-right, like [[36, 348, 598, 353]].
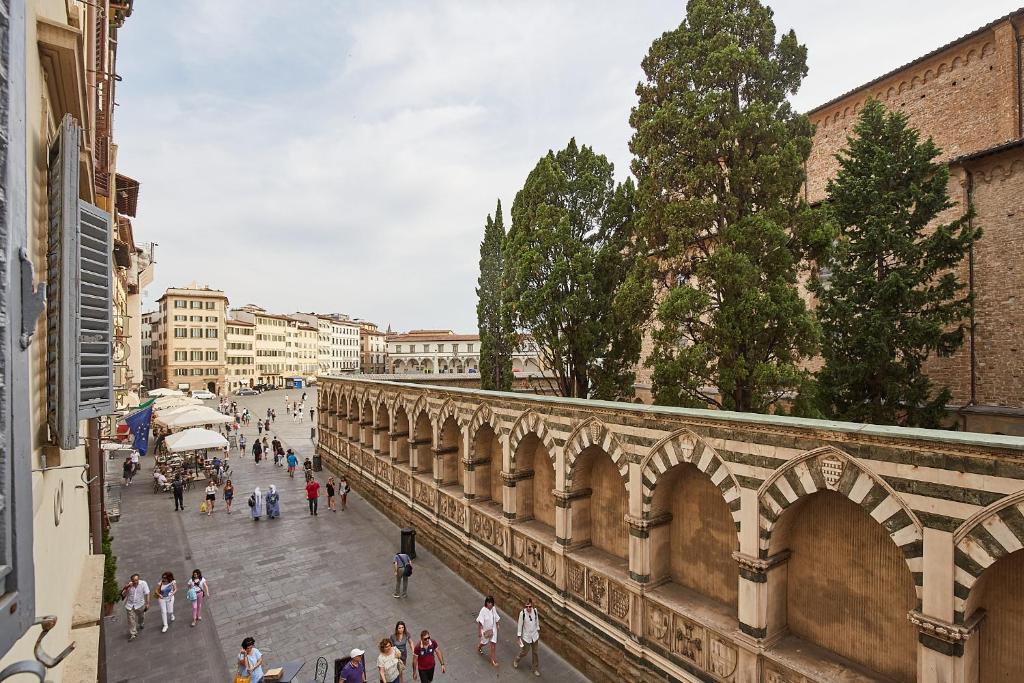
[[115, 173, 140, 217]]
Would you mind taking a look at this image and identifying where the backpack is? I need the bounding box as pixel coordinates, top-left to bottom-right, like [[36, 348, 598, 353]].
[[248, 494, 255, 508], [405, 562, 413, 577], [396, 553, 413, 577]]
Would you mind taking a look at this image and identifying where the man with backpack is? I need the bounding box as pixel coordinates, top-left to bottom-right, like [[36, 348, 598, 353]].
[[513, 598, 542, 676], [393, 552, 412, 598]]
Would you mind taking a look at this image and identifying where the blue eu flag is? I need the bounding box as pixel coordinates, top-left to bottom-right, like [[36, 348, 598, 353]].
[[124, 404, 153, 454]]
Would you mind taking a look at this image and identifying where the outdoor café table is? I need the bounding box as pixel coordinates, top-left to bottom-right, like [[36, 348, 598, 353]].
[[265, 660, 303, 682]]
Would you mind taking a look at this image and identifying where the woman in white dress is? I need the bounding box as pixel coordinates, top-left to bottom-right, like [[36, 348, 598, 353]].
[[476, 595, 500, 667]]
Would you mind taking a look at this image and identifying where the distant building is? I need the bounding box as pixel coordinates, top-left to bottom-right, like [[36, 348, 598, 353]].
[[292, 312, 361, 376], [225, 318, 256, 391], [156, 285, 229, 392], [357, 320, 388, 374], [141, 310, 156, 390]]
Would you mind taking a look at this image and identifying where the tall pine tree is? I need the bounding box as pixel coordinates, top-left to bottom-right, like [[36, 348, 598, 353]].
[[630, 0, 832, 412], [476, 200, 513, 391], [506, 139, 652, 399], [812, 99, 979, 427]]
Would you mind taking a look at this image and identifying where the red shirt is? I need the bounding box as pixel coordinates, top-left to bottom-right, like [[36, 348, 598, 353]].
[[413, 639, 439, 670], [305, 481, 320, 500]]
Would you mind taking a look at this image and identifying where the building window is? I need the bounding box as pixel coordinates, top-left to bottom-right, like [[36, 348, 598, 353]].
[[174, 315, 186, 322], [190, 300, 202, 309], [174, 327, 187, 338], [468, 343, 474, 352], [205, 301, 215, 310], [190, 315, 202, 322], [174, 300, 187, 308], [206, 351, 218, 361], [206, 316, 217, 322], [190, 328, 203, 338], [189, 351, 202, 361], [174, 351, 187, 361], [205, 328, 218, 338]]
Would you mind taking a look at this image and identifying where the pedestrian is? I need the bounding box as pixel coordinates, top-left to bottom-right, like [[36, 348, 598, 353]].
[[393, 551, 412, 598], [266, 484, 281, 519], [257, 420, 263, 435], [297, 408, 304, 423], [310, 407, 315, 422], [340, 474, 350, 511], [122, 457, 134, 486], [224, 479, 235, 514], [271, 409, 276, 423], [156, 571, 177, 633], [326, 477, 337, 512], [391, 621, 410, 667], [121, 573, 150, 641], [172, 473, 185, 511], [272, 436, 282, 457], [266, 408, 272, 420], [252, 438, 263, 463], [302, 391, 307, 402], [303, 457, 313, 482], [261, 435, 269, 457], [306, 476, 320, 516], [292, 409, 298, 423], [476, 596, 500, 667], [412, 630, 446, 683], [249, 486, 263, 521], [130, 448, 140, 475], [187, 569, 210, 627], [513, 598, 541, 676], [239, 433, 247, 455], [377, 638, 405, 683], [237, 637, 265, 683], [286, 449, 298, 477], [204, 480, 217, 515], [285, 394, 289, 406], [264, 419, 270, 432], [339, 649, 366, 683]]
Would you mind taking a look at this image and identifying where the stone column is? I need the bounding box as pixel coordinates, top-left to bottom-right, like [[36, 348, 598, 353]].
[[554, 488, 592, 549], [373, 425, 387, 454], [733, 550, 791, 641], [626, 513, 672, 585]]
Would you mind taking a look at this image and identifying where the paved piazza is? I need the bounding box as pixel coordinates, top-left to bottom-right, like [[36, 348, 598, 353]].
[[103, 387, 585, 683]]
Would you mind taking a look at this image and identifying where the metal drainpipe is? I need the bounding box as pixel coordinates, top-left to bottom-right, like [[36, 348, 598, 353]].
[[965, 168, 977, 431], [86, 418, 103, 555], [1015, 21, 1023, 137]]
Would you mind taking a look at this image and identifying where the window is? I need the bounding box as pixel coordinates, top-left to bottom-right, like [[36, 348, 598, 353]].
[[174, 351, 187, 361], [468, 343, 474, 352], [205, 301, 215, 310], [206, 351, 218, 361], [190, 351, 202, 361], [174, 299, 187, 308], [173, 315, 186, 322], [189, 328, 203, 338], [437, 344, 445, 352], [206, 316, 217, 322], [175, 369, 189, 376], [190, 300, 202, 309], [190, 315, 202, 322], [174, 327, 186, 338]]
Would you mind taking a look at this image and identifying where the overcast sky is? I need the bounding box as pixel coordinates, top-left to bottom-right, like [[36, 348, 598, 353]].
[[118, 1, 1020, 332]]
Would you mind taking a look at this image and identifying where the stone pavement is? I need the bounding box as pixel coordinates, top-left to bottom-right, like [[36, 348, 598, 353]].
[[104, 387, 587, 683]]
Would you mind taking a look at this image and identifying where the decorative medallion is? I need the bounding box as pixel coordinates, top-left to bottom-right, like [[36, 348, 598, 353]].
[[820, 455, 844, 490], [589, 421, 602, 445]]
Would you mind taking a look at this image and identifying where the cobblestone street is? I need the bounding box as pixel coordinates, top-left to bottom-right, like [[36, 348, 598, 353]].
[[103, 387, 586, 683]]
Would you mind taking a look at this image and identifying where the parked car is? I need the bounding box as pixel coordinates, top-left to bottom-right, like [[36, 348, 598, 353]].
[[191, 389, 216, 400], [236, 388, 258, 396]]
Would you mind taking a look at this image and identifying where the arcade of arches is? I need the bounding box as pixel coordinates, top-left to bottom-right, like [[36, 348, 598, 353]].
[[317, 377, 1024, 683]]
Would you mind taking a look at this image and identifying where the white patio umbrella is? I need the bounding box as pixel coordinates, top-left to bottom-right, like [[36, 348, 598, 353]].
[[153, 396, 202, 410], [157, 406, 232, 429], [164, 428, 228, 453], [148, 388, 184, 397], [153, 405, 198, 420]]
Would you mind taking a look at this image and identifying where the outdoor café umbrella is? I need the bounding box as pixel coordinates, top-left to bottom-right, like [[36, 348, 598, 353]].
[[164, 428, 228, 453], [153, 396, 202, 411], [160, 407, 233, 430], [148, 388, 184, 397]]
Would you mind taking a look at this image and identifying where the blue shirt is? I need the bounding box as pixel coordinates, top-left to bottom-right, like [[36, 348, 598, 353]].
[[340, 659, 364, 683], [287, 454, 298, 467]]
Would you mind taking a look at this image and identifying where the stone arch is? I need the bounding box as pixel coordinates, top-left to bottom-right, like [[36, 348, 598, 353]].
[[564, 417, 629, 490], [466, 403, 500, 446], [435, 398, 462, 432], [508, 410, 556, 468], [407, 395, 428, 426], [639, 429, 742, 531], [952, 489, 1024, 622], [757, 446, 923, 596]]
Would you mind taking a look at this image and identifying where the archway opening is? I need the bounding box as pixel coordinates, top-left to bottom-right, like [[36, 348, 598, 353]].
[[392, 407, 410, 463], [437, 416, 463, 487], [413, 411, 433, 479], [375, 402, 391, 457], [571, 445, 627, 562], [768, 490, 916, 683], [649, 463, 738, 611], [346, 398, 359, 441], [512, 433, 555, 534], [471, 424, 502, 506], [969, 548, 1024, 683], [360, 399, 373, 447]]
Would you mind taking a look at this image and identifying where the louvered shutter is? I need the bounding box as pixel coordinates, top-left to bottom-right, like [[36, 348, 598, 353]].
[[78, 200, 113, 417], [46, 115, 81, 449]]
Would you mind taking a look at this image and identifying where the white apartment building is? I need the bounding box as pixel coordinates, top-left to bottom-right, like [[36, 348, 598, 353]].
[[293, 312, 360, 375], [225, 318, 256, 391], [231, 305, 289, 387]]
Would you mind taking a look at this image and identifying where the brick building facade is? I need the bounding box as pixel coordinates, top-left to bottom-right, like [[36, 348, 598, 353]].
[[639, 9, 1024, 435]]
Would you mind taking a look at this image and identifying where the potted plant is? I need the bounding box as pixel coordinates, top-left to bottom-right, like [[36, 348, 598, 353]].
[[102, 529, 121, 616]]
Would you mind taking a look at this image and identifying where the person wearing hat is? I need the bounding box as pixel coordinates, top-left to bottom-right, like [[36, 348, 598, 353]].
[[340, 647, 367, 683]]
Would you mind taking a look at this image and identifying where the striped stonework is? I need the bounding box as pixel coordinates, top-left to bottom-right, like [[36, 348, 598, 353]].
[[757, 446, 924, 598], [407, 395, 429, 431], [952, 490, 1024, 622], [467, 404, 500, 448], [564, 417, 629, 490], [435, 397, 462, 431], [639, 429, 742, 530], [508, 410, 556, 469]]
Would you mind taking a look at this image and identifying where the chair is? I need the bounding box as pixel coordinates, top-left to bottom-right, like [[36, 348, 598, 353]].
[[312, 656, 328, 683]]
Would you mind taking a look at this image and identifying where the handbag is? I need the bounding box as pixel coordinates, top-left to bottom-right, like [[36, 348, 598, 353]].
[[200, 501, 208, 514], [483, 629, 494, 639], [186, 586, 198, 602], [233, 674, 249, 683]]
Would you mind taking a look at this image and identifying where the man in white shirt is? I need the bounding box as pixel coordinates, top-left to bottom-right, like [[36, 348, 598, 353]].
[[130, 449, 140, 476], [121, 573, 151, 641], [514, 598, 541, 676], [476, 595, 500, 667]]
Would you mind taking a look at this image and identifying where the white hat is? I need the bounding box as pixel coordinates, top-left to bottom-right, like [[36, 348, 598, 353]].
[[350, 648, 364, 658]]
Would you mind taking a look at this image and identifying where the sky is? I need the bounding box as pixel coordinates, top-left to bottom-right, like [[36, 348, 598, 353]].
[[117, 0, 1022, 332]]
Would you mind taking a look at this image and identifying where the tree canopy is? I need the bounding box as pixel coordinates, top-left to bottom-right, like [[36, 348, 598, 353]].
[[476, 200, 514, 391]]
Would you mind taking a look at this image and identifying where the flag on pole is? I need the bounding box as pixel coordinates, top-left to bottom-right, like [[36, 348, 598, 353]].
[[124, 404, 154, 454]]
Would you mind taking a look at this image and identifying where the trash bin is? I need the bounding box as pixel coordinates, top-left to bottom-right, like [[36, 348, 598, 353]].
[[312, 454, 323, 472], [401, 527, 417, 559]]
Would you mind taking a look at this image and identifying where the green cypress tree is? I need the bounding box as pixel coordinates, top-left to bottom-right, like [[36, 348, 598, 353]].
[[476, 200, 513, 391], [506, 139, 652, 399], [812, 99, 980, 427], [630, 0, 831, 412]]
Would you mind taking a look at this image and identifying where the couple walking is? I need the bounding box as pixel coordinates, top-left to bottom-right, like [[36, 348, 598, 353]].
[[476, 595, 542, 676], [247, 485, 281, 520]]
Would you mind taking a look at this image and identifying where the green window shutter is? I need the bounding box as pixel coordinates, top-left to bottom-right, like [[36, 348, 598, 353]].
[[46, 115, 81, 450], [78, 200, 113, 418]]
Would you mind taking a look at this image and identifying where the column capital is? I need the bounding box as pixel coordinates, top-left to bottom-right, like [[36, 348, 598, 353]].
[[500, 469, 533, 486], [553, 487, 592, 508], [732, 550, 790, 583], [909, 609, 985, 657], [625, 512, 671, 538]]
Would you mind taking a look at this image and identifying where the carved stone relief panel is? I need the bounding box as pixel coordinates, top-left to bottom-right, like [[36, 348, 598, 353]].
[[607, 581, 630, 625], [413, 478, 436, 508], [761, 662, 809, 683], [439, 492, 465, 526], [567, 560, 586, 600], [587, 571, 609, 612], [393, 469, 410, 495], [470, 510, 505, 551], [644, 599, 672, 650], [707, 632, 738, 681], [671, 612, 705, 670]]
